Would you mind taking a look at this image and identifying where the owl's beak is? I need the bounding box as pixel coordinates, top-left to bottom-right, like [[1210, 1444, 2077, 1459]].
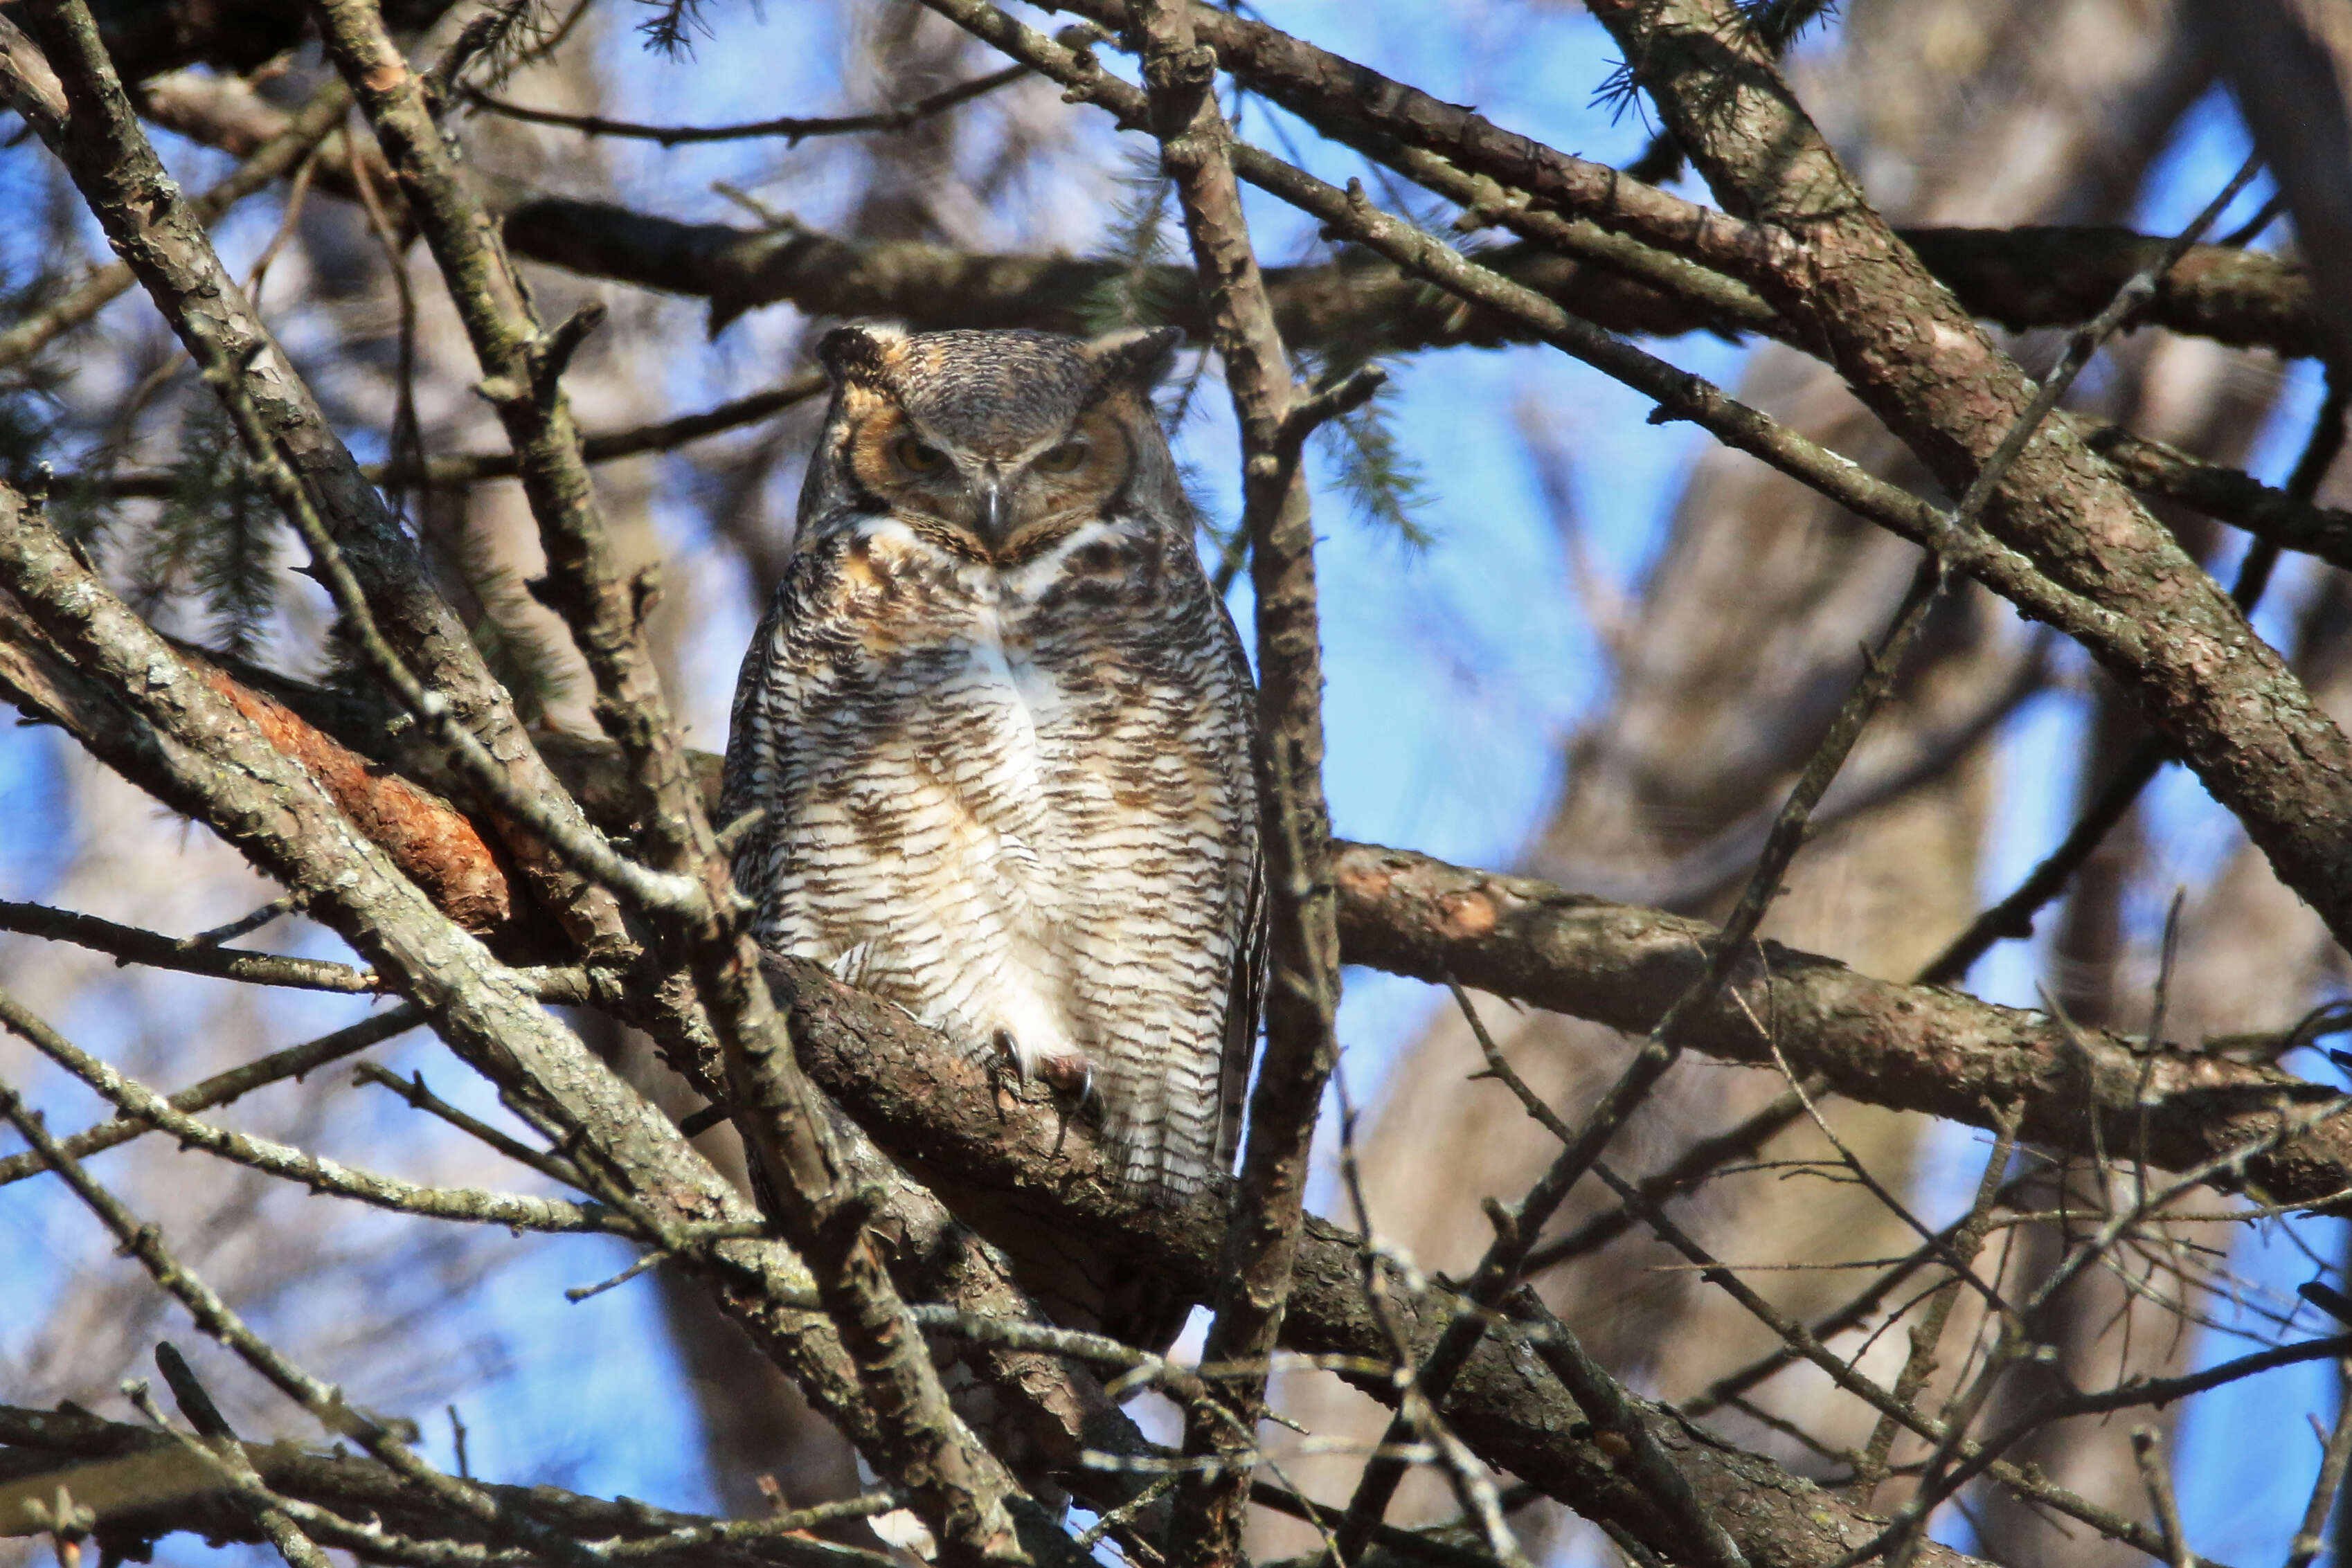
[[972, 471, 1011, 541]]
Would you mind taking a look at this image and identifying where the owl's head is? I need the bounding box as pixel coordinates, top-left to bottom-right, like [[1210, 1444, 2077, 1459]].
[[800, 325, 1185, 558]]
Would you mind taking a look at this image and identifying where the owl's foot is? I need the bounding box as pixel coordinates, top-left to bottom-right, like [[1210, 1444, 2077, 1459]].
[[1034, 1051, 1094, 1101], [1036, 1052, 1097, 1162], [989, 1031, 1097, 1158]]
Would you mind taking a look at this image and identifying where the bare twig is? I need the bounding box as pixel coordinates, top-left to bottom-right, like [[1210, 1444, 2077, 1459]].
[[0, 984, 632, 1235], [2131, 1427, 2192, 1568], [2288, 1359, 2352, 1568], [353, 1063, 589, 1190], [1850, 1106, 2021, 1504], [460, 62, 1027, 145], [0, 73, 352, 373], [129, 1369, 333, 1568], [0, 1006, 420, 1190], [0, 899, 379, 993], [88, 375, 832, 498]]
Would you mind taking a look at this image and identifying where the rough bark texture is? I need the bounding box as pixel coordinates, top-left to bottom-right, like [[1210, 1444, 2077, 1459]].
[[1585, 0, 2352, 959]]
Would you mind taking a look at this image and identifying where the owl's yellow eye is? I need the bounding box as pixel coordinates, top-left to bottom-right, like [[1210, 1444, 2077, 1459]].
[[1035, 438, 1088, 475], [893, 435, 948, 474]]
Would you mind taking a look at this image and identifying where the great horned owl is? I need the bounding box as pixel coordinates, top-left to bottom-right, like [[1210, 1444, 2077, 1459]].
[[724, 324, 1264, 1243]]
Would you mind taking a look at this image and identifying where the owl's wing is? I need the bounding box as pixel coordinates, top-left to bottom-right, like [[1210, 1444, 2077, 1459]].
[[1213, 598, 1266, 1175], [716, 592, 780, 904], [717, 541, 836, 914]]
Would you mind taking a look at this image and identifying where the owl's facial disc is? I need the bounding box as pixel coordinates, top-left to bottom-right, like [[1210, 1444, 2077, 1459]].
[[846, 400, 1133, 557]]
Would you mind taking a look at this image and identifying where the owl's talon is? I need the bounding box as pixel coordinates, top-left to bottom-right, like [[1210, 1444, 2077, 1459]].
[[1037, 1052, 1094, 1099], [1032, 1053, 1096, 1162]]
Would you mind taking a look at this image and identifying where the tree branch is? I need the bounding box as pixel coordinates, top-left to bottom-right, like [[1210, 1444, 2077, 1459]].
[[0, 1006, 420, 1190], [766, 954, 1995, 1568], [1129, 3, 1336, 1563], [1331, 842, 2352, 1212], [0, 1401, 897, 1568], [1582, 0, 2352, 953], [459, 62, 1027, 147], [118, 63, 2336, 360], [0, 1, 633, 955]]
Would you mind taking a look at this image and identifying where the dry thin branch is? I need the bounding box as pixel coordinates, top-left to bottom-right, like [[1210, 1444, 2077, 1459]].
[[2288, 1359, 2352, 1568], [0, 984, 631, 1234], [0, 1061, 614, 1568], [353, 1063, 589, 1190], [1585, 1157, 2206, 1566], [1849, 1104, 2021, 1504], [91, 375, 832, 498], [0, 73, 353, 375], [2132, 1428, 2191, 1568], [0, 899, 379, 993], [0, 1005, 420, 1190], [133, 1360, 332, 1568], [312, 0, 716, 883], [0, 0, 634, 953], [461, 62, 1026, 145], [1520, 1077, 1822, 1274]]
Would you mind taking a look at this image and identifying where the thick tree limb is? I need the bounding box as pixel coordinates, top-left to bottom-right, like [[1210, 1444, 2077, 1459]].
[[768, 955, 1989, 1568], [120, 64, 2332, 361], [46, 646, 2343, 1223], [1331, 842, 2351, 1213], [1580, 0, 2352, 954]]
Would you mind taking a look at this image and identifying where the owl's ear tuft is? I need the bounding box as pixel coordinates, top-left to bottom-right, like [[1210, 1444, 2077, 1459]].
[[1085, 326, 1184, 393], [818, 323, 905, 386]]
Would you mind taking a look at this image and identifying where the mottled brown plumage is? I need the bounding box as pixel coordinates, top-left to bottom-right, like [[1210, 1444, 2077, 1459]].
[[722, 325, 1263, 1346]]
